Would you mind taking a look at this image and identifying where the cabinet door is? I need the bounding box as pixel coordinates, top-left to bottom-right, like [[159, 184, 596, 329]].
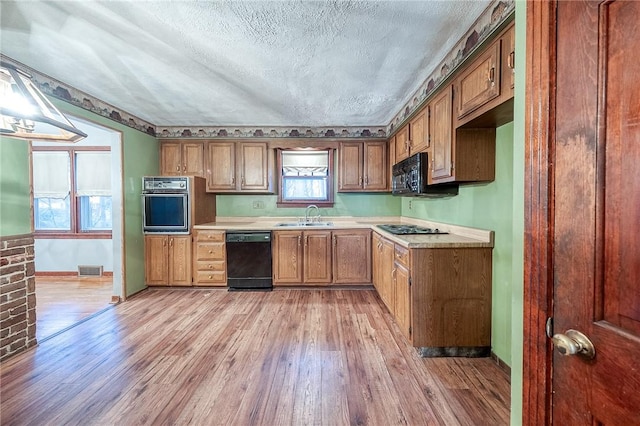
[[182, 142, 204, 176], [394, 262, 411, 340], [409, 108, 429, 154], [273, 231, 303, 284], [303, 231, 332, 284], [455, 40, 501, 119], [363, 141, 388, 191], [160, 143, 182, 176], [168, 236, 192, 286], [145, 235, 169, 285], [373, 233, 395, 313], [239, 142, 269, 191], [502, 24, 515, 97], [429, 85, 454, 182], [206, 142, 236, 191], [332, 230, 371, 284], [338, 142, 363, 191], [394, 125, 410, 162]]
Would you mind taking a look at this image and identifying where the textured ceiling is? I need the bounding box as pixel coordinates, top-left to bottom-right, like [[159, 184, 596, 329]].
[[0, 1, 491, 127]]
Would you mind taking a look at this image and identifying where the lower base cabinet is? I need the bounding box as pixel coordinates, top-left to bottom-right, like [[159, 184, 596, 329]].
[[273, 229, 371, 285], [372, 232, 492, 355], [144, 234, 192, 286], [193, 230, 226, 286]]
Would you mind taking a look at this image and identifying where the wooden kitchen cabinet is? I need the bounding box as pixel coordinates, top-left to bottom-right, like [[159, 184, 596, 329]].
[[371, 232, 492, 355], [332, 229, 371, 284], [192, 230, 226, 286], [428, 84, 496, 184], [338, 141, 388, 192], [144, 234, 192, 286], [394, 124, 410, 163], [372, 232, 395, 311], [206, 141, 272, 192], [408, 108, 429, 155], [160, 141, 204, 177], [273, 230, 332, 285]]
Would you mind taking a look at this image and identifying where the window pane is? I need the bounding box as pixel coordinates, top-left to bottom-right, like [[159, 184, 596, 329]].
[[79, 196, 112, 231], [32, 151, 70, 198], [283, 177, 328, 200], [76, 152, 111, 195], [34, 197, 71, 230]]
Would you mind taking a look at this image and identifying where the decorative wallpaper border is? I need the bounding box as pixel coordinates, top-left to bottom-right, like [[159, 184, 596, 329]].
[[388, 0, 515, 134], [156, 126, 387, 139], [2, 0, 513, 140]]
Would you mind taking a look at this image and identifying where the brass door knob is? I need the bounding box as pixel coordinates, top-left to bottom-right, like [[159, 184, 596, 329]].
[[552, 329, 595, 359]]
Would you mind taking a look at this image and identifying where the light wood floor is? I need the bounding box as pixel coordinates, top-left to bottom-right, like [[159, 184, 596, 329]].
[[35, 276, 114, 340], [2, 288, 510, 425]]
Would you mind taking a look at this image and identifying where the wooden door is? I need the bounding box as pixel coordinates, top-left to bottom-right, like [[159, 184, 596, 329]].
[[363, 141, 387, 191], [394, 261, 411, 341], [338, 142, 363, 190], [206, 142, 235, 191], [429, 85, 453, 182], [160, 143, 181, 176], [272, 231, 303, 284], [409, 108, 428, 154], [303, 231, 332, 284], [168, 236, 191, 286], [181, 142, 204, 176], [144, 235, 168, 285], [239, 142, 269, 191], [375, 235, 395, 312], [550, 1, 640, 423], [332, 230, 371, 284]]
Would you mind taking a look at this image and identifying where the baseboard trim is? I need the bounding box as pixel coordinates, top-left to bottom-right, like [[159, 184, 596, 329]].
[[490, 351, 512, 376], [36, 271, 113, 277]]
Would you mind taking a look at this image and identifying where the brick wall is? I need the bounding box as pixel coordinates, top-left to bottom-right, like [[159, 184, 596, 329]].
[[1, 234, 36, 361]]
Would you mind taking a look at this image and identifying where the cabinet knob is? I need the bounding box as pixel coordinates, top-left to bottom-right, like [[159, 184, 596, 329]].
[[488, 67, 496, 84], [208, 265, 213, 269], [208, 275, 213, 279], [208, 250, 213, 254]]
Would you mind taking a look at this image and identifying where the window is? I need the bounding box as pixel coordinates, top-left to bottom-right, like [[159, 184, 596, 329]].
[[277, 149, 334, 207], [32, 147, 112, 236]]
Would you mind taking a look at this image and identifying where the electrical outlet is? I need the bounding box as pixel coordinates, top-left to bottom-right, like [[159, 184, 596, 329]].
[[252, 200, 265, 209], [409, 200, 413, 210]]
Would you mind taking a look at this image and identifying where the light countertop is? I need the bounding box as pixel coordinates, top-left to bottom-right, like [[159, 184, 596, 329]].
[[194, 216, 494, 249]]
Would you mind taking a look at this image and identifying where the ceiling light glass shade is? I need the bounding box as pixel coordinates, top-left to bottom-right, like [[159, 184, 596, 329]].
[[0, 61, 87, 142]]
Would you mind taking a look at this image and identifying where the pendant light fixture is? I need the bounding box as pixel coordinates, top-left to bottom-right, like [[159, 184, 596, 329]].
[[0, 61, 87, 143]]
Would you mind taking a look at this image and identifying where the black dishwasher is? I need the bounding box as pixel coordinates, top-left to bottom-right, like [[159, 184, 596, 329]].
[[226, 231, 273, 291]]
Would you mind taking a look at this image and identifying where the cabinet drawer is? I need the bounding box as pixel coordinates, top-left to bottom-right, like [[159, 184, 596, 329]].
[[195, 230, 225, 242], [195, 243, 225, 260], [195, 260, 226, 272], [394, 245, 410, 268], [194, 270, 226, 284]]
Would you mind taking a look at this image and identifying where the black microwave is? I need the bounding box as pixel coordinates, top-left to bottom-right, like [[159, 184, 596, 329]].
[[391, 153, 458, 197]]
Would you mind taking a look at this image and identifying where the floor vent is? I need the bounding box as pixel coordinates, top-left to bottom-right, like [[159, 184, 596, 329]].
[[77, 265, 103, 277]]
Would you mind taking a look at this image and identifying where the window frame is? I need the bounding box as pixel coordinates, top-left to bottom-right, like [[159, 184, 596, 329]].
[[276, 148, 335, 208], [31, 146, 112, 239]]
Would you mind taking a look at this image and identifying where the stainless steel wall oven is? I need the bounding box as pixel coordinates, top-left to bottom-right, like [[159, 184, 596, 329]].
[[142, 177, 190, 233]]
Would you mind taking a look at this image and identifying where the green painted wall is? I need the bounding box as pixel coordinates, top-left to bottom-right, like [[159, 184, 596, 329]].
[[216, 192, 400, 217], [49, 99, 159, 297], [400, 122, 515, 365], [510, 2, 526, 424], [0, 135, 31, 237]]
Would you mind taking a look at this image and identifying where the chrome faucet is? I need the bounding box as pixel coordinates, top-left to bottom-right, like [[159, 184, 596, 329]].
[[304, 204, 320, 223]]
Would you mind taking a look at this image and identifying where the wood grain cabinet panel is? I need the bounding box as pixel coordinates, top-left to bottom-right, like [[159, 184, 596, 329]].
[[429, 85, 454, 182], [193, 230, 226, 286], [394, 261, 411, 340], [303, 231, 332, 284], [373, 232, 395, 311], [332, 229, 371, 284], [160, 141, 204, 177], [273, 231, 304, 284], [408, 108, 429, 155], [338, 141, 388, 192], [206, 141, 271, 192], [145, 234, 192, 286], [394, 125, 410, 163], [455, 40, 501, 119]]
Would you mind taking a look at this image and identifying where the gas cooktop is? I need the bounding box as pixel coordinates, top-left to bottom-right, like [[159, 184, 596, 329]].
[[376, 224, 448, 235]]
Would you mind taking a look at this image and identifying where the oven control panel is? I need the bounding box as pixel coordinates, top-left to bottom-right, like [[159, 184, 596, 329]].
[[142, 176, 189, 192]]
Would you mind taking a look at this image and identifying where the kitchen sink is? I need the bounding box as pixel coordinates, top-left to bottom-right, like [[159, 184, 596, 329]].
[[275, 221, 334, 227]]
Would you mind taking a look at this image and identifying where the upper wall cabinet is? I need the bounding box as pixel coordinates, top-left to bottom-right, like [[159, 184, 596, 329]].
[[453, 22, 515, 128], [393, 107, 429, 164], [206, 141, 272, 193], [338, 141, 388, 192], [160, 141, 204, 177]]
